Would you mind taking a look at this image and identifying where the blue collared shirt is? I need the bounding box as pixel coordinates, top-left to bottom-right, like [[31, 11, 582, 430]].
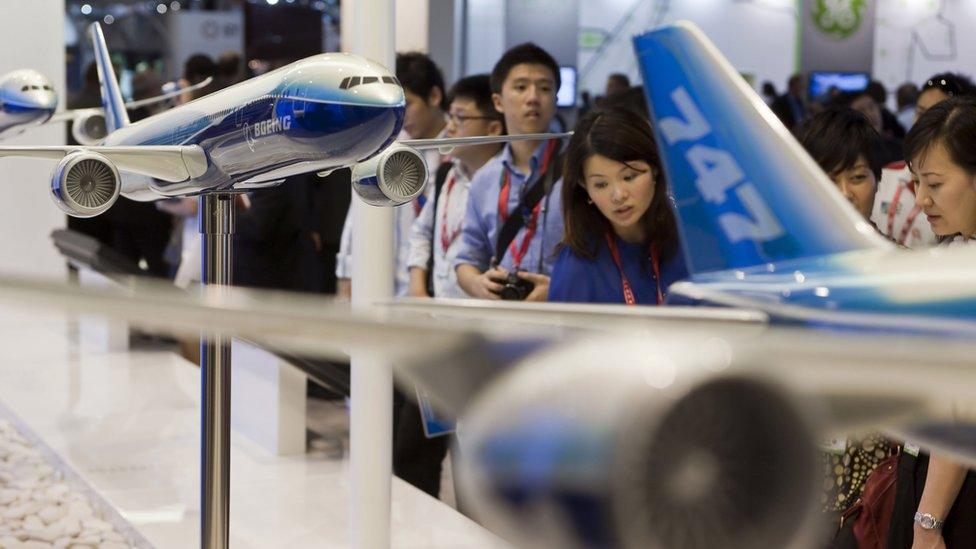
[[454, 141, 564, 275]]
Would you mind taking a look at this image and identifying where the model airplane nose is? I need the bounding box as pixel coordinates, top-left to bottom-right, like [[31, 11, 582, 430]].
[[369, 86, 405, 107], [25, 90, 57, 111]]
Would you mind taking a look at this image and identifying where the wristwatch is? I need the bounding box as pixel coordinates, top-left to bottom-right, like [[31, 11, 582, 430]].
[[914, 512, 944, 530]]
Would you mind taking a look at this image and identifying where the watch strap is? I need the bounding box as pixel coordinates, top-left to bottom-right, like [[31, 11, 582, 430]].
[[914, 511, 944, 530]]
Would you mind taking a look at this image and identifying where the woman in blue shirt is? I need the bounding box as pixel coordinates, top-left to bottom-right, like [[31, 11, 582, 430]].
[[548, 107, 687, 304]]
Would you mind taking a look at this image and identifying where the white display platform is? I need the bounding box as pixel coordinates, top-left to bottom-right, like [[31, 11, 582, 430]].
[[0, 306, 508, 548]]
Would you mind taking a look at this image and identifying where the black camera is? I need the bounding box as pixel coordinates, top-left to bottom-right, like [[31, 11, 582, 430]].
[[495, 272, 535, 301]]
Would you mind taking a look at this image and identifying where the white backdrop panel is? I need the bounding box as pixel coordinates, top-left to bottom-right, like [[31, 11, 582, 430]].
[[0, 2, 66, 278], [578, 0, 798, 97]]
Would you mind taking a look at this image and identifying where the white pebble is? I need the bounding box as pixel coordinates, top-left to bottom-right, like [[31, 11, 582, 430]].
[[65, 503, 92, 521], [0, 535, 22, 548], [97, 543, 127, 549], [4, 505, 29, 519], [79, 521, 109, 533], [36, 506, 63, 525], [21, 541, 53, 549], [54, 519, 78, 539], [98, 533, 122, 544], [22, 516, 43, 532], [43, 486, 67, 502]]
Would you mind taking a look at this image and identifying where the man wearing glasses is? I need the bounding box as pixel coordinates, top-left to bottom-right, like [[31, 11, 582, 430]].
[[408, 74, 505, 299]]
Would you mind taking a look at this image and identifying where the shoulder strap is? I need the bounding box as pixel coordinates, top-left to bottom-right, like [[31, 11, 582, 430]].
[[425, 161, 454, 295], [493, 149, 563, 266]]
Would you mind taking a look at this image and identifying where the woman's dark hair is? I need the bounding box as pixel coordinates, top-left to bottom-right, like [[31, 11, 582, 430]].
[[904, 96, 976, 176], [396, 52, 447, 109], [920, 72, 976, 99], [796, 106, 883, 181], [561, 106, 678, 259]]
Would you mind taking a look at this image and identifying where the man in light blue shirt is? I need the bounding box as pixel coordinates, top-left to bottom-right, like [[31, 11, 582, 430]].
[[455, 43, 566, 301]]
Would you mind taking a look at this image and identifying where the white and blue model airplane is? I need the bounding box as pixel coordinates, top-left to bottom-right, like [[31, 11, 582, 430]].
[[3, 20, 976, 549], [0, 22, 563, 218], [0, 67, 212, 144], [635, 23, 976, 336]]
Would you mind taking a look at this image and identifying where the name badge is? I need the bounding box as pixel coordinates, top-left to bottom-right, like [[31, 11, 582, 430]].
[[822, 437, 847, 454]]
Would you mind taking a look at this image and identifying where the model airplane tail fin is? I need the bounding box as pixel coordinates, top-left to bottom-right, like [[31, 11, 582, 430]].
[[88, 23, 129, 133], [633, 22, 890, 277]]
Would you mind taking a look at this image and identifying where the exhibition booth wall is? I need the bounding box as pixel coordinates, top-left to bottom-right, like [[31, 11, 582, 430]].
[[0, 3, 66, 279]]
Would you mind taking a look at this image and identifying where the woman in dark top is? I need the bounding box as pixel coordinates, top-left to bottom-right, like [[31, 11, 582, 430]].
[[548, 107, 687, 304], [887, 96, 976, 549]]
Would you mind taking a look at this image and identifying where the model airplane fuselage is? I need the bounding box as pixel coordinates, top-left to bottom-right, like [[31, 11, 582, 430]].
[[105, 53, 405, 197], [0, 69, 57, 137]]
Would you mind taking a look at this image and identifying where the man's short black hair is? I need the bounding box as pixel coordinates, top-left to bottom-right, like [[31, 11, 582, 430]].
[[396, 52, 446, 109], [184, 54, 216, 84], [607, 73, 630, 88], [797, 106, 883, 181], [448, 74, 505, 130], [867, 80, 887, 105], [489, 42, 560, 95], [895, 83, 918, 110]]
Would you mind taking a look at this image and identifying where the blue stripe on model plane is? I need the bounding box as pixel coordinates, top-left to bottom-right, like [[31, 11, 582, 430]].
[[129, 95, 403, 191]]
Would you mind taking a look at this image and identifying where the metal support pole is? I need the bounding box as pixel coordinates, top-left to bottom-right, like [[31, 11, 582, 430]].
[[199, 193, 235, 549], [342, 1, 396, 547]]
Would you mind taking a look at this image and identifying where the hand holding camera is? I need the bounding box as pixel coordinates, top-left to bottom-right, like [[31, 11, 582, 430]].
[[489, 268, 549, 301]]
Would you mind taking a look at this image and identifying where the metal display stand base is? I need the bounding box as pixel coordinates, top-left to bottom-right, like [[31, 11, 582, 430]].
[[198, 193, 234, 549]]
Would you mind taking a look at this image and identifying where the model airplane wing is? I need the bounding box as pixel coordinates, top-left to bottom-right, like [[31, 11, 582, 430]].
[[124, 76, 214, 109], [400, 131, 572, 153], [0, 144, 208, 182], [0, 273, 975, 548], [45, 76, 216, 125]]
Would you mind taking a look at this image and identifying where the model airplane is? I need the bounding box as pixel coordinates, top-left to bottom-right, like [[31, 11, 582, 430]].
[[0, 19, 974, 549], [0, 22, 565, 217], [0, 68, 213, 144]]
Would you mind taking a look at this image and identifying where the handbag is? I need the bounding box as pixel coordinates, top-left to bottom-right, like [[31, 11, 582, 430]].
[[835, 449, 900, 549]]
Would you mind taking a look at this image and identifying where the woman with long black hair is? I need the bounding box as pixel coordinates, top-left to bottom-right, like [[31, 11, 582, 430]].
[[548, 107, 687, 304]]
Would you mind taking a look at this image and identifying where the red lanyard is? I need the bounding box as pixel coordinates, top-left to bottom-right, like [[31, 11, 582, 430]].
[[439, 173, 462, 253], [605, 233, 663, 305], [497, 140, 557, 268], [887, 181, 923, 244]]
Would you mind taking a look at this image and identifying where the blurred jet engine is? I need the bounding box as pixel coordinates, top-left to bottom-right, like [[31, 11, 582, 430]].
[[70, 109, 108, 145], [351, 143, 428, 206], [51, 152, 120, 218], [454, 336, 821, 549]]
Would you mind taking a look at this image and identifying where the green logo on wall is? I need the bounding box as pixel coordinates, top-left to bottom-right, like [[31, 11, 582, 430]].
[[811, 0, 868, 39]]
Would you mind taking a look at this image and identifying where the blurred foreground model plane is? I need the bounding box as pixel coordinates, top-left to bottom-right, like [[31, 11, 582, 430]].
[[0, 23, 564, 217], [1, 20, 976, 549], [0, 68, 212, 144]]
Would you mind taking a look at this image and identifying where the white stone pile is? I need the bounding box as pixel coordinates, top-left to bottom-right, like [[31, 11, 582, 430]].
[[0, 420, 133, 549]]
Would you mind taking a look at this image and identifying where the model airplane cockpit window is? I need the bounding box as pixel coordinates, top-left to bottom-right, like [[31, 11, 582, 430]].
[[339, 75, 400, 90]]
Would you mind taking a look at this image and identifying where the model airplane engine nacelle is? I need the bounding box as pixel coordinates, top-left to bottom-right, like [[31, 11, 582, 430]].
[[350, 144, 428, 206], [70, 109, 108, 145], [51, 152, 121, 218], [456, 338, 821, 549]]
